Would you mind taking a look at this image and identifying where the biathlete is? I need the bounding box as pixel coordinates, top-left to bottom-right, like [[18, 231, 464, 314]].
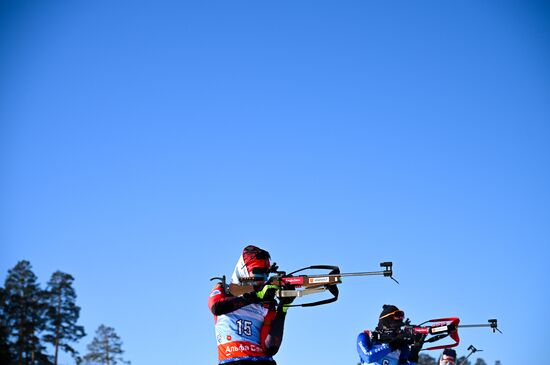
[[357, 304, 425, 365], [208, 245, 293, 365]]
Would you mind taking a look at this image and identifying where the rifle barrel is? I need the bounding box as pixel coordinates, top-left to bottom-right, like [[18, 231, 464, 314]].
[[313, 270, 398, 283], [458, 324, 492, 328], [337, 271, 388, 277], [302, 271, 388, 278]]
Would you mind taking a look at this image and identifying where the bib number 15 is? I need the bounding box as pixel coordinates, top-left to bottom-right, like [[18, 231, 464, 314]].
[[236, 319, 252, 336]]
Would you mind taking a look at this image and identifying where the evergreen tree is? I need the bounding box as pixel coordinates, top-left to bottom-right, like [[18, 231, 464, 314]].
[[43, 271, 86, 365], [457, 356, 471, 365], [3, 260, 49, 365], [0, 286, 15, 364], [83, 325, 130, 365], [418, 353, 437, 365], [474, 359, 487, 365]]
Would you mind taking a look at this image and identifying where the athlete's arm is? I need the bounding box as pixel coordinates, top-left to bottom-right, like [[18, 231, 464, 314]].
[[398, 346, 416, 364], [357, 331, 392, 363], [264, 308, 286, 356], [208, 283, 259, 315]]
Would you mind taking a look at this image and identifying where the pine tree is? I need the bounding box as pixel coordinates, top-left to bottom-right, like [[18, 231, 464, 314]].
[[474, 359, 487, 365], [3, 260, 49, 365], [418, 353, 437, 365], [83, 325, 130, 365], [0, 286, 15, 364], [43, 271, 86, 365]]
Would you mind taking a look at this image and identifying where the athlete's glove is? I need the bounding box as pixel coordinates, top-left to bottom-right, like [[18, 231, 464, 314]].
[[256, 284, 279, 301], [241, 284, 278, 303], [408, 334, 426, 362], [408, 344, 422, 363], [388, 334, 408, 351], [242, 291, 262, 304]]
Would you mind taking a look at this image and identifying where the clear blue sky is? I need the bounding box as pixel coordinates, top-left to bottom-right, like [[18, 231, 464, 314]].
[[1, 1, 549, 364]]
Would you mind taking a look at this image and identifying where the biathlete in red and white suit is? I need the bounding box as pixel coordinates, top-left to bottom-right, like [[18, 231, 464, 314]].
[[208, 245, 293, 365]]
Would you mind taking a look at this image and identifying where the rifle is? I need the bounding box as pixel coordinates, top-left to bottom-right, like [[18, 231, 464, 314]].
[[372, 318, 501, 351], [457, 345, 483, 365], [211, 262, 398, 307]]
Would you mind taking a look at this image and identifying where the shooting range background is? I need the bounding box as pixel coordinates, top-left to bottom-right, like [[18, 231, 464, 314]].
[[1, 0, 549, 364]]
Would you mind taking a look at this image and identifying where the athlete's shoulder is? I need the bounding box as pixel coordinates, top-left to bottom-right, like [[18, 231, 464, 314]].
[[209, 282, 226, 296], [358, 330, 371, 340], [208, 282, 229, 311]]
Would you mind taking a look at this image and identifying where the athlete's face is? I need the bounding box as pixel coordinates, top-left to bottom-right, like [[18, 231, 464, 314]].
[[251, 267, 269, 282], [382, 310, 405, 331], [250, 266, 269, 290], [439, 355, 456, 365]]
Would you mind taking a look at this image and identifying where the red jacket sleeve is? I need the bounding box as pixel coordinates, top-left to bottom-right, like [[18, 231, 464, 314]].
[[208, 283, 253, 315]]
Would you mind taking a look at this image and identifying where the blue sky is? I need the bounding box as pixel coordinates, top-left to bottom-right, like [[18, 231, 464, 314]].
[[1, 1, 549, 364]]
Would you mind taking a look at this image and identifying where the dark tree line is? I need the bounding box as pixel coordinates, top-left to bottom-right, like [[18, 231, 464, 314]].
[[418, 353, 492, 365], [0, 260, 129, 365], [357, 350, 496, 365]]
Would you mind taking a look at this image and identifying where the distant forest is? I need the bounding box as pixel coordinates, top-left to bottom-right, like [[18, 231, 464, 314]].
[[0, 260, 130, 365], [357, 352, 497, 365], [417, 353, 497, 365]]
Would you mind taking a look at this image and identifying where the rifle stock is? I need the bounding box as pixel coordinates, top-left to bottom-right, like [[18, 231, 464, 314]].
[[227, 282, 256, 296]]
